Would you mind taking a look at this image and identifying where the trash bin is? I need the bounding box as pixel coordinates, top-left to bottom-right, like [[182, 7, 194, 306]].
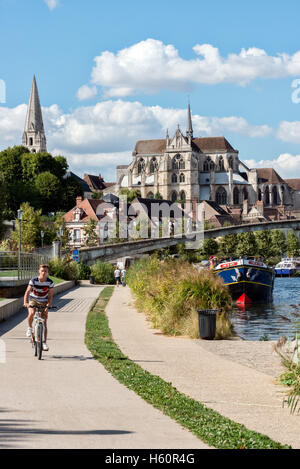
[[90, 275, 95, 285], [197, 309, 217, 340]]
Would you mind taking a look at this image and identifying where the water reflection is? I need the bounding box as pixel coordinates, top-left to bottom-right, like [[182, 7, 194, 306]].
[[231, 278, 300, 341]]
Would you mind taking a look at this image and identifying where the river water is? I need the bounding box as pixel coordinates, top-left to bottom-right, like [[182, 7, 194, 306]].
[[231, 277, 300, 341]]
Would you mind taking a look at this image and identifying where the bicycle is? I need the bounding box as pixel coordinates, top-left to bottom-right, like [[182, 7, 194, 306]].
[[30, 305, 57, 360]]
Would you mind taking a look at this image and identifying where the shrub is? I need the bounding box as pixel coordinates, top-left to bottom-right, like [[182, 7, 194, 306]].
[[126, 256, 233, 339], [48, 256, 79, 281], [91, 261, 115, 284], [78, 262, 91, 280]]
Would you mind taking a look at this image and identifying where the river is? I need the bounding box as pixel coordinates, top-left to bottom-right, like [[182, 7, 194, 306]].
[[231, 277, 300, 341]]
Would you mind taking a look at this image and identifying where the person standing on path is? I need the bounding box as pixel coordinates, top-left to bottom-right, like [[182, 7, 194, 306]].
[[121, 268, 127, 287], [114, 267, 121, 287]]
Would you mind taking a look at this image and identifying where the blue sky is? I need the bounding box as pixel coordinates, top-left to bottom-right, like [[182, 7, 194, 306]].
[[1, 0, 300, 180]]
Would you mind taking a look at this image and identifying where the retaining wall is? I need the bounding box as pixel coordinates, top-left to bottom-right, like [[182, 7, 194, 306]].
[[0, 280, 75, 322]]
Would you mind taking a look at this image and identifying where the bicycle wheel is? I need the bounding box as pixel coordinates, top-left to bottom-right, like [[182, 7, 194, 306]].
[[37, 323, 43, 360]]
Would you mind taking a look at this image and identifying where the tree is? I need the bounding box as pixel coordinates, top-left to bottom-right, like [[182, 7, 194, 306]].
[[218, 234, 238, 257], [91, 191, 103, 200], [200, 238, 219, 257], [154, 192, 163, 200], [286, 230, 300, 257], [119, 188, 141, 202], [83, 219, 98, 247], [236, 232, 257, 257], [0, 146, 29, 183], [270, 230, 286, 257], [254, 230, 272, 258], [10, 202, 44, 250], [35, 171, 62, 213], [61, 176, 84, 211]]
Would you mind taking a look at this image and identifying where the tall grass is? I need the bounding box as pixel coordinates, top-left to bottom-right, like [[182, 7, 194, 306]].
[[126, 257, 233, 339]]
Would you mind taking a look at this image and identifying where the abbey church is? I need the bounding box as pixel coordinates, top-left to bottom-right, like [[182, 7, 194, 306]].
[[21, 77, 300, 224]]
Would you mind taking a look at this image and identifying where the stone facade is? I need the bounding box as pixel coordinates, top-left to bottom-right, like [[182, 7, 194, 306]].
[[109, 105, 299, 214]]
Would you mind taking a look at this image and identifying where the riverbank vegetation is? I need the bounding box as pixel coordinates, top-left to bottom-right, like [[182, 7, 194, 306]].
[[126, 256, 233, 339], [275, 336, 300, 414]]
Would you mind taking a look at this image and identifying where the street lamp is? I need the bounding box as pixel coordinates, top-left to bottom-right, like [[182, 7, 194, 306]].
[[41, 230, 45, 248], [17, 209, 23, 278]]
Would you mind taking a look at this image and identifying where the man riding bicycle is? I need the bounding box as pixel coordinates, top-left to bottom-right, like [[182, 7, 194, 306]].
[[24, 264, 54, 352]]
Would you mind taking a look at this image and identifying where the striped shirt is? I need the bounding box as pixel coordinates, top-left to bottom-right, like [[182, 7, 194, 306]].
[[29, 276, 54, 304]]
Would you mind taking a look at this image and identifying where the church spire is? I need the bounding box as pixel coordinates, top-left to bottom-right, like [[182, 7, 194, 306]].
[[22, 75, 47, 153], [186, 101, 193, 140]]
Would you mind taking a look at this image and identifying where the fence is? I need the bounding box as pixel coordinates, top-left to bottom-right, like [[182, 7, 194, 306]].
[[0, 251, 49, 281]]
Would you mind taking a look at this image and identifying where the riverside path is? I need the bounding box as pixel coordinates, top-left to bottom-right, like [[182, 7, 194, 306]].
[[0, 284, 208, 449]]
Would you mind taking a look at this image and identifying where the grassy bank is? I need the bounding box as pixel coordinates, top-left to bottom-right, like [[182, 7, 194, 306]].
[[125, 256, 233, 339], [85, 287, 290, 449]]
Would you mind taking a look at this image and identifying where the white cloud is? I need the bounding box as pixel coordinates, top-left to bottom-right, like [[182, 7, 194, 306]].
[[44, 0, 60, 11], [76, 85, 98, 101], [244, 153, 300, 178], [81, 39, 300, 98], [277, 121, 300, 144], [0, 99, 283, 180]]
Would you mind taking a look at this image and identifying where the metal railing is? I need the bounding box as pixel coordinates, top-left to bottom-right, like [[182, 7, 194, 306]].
[[0, 251, 49, 281]]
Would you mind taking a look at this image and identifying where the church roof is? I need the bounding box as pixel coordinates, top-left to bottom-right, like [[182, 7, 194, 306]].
[[24, 75, 45, 134], [285, 179, 300, 191], [134, 136, 236, 155], [256, 168, 285, 184]]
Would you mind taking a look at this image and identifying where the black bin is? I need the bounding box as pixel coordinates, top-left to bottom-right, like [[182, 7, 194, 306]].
[[197, 309, 217, 340], [90, 275, 95, 285]]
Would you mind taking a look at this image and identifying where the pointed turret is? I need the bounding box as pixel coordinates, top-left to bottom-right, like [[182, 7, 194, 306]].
[[22, 75, 47, 153], [186, 102, 193, 141]]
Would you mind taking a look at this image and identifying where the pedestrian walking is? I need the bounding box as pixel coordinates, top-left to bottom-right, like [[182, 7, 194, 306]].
[[114, 267, 121, 286], [121, 268, 127, 287]]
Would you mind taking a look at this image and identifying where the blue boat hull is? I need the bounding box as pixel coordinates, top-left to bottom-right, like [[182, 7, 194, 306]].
[[275, 268, 296, 277], [216, 266, 275, 303]]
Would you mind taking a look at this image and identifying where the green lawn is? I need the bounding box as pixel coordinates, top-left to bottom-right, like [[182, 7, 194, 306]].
[[50, 276, 65, 285], [0, 270, 18, 277]]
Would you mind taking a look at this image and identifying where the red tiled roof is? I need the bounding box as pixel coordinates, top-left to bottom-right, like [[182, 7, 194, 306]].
[[84, 174, 116, 192], [256, 168, 285, 184], [63, 199, 104, 223], [134, 136, 236, 155], [285, 179, 300, 191]]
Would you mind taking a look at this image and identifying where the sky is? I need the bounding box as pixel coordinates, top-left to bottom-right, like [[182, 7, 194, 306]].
[[1, 0, 300, 181]]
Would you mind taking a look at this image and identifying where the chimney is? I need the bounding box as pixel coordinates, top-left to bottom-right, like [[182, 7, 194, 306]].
[[76, 196, 83, 207], [256, 200, 264, 216]]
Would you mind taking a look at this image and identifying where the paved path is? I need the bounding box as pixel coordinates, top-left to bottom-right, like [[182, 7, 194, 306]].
[[107, 287, 300, 449], [0, 285, 208, 449]]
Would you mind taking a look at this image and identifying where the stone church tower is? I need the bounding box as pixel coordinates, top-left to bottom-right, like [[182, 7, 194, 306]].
[[22, 75, 47, 153]]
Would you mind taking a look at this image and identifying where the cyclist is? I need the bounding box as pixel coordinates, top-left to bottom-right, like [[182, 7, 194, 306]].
[[24, 264, 54, 352]]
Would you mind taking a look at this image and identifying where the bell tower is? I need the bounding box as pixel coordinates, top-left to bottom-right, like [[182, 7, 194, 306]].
[[22, 75, 47, 153]]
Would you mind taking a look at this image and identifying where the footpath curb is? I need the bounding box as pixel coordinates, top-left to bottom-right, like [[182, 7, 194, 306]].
[[0, 280, 75, 322]]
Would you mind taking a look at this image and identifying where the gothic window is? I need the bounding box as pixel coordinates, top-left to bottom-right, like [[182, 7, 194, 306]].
[[172, 154, 184, 170], [147, 192, 154, 199], [179, 159, 185, 170], [179, 173, 185, 183], [218, 156, 225, 171], [243, 188, 248, 201], [171, 191, 178, 203], [29, 137, 33, 146], [150, 157, 157, 174], [233, 187, 239, 205], [228, 156, 234, 169], [180, 191, 186, 202], [272, 186, 278, 205], [209, 160, 215, 171], [203, 158, 209, 172], [265, 188, 270, 205], [137, 158, 145, 174], [258, 188, 262, 201], [216, 187, 227, 205], [172, 173, 178, 184]]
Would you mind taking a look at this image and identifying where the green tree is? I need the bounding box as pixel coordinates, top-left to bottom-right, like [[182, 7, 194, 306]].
[[0, 146, 29, 183], [119, 188, 141, 202], [10, 202, 44, 250], [61, 176, 84, 211], [254, 230, 272, 258], [236, 232, 257, 257], [218, 234, 238, 257], [154, 192, 163, 200], [91, 191, 103, 200], [200, 238, 219, 257], [270, 229, 286, 257], [286, 230, 300, 257], [83, 219, 98, 247], [35, 171, 62, 213]]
